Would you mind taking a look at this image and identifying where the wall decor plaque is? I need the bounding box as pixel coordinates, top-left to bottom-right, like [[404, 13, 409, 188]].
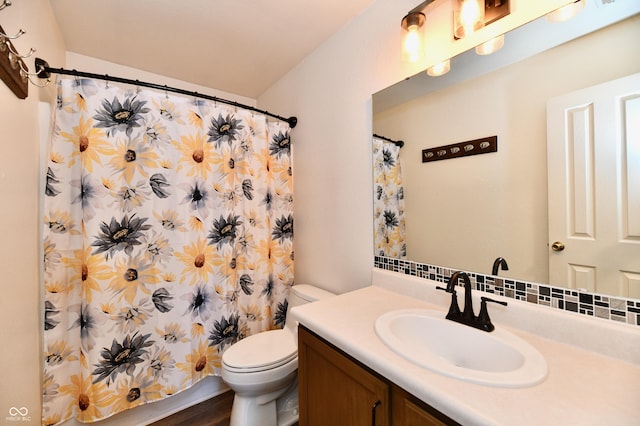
[[422, 135, 497, 163]]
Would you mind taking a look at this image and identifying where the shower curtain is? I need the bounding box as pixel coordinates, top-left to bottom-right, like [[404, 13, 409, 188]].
[[42, 77, 293, 425], [372, 136, 406, 259]]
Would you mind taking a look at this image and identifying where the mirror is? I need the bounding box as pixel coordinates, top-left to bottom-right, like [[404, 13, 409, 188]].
[[372, 6, 639, 298]]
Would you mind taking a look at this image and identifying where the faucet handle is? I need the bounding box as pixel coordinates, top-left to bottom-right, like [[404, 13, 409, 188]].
[[477, 297, 508, 332], [437, 286, 462, 319], [481, 296, 508, 307]]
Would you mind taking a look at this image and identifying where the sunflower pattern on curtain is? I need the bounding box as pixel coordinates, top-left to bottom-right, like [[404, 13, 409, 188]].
[[42, 77, 293, 425], [372, 136, 406, 259]]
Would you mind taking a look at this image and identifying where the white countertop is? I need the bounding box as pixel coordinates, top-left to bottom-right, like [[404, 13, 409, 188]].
[[290, 270, 640, 425]]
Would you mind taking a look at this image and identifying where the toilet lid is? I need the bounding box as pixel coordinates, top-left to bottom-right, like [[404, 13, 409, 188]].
[[222, 329, 297, 371]]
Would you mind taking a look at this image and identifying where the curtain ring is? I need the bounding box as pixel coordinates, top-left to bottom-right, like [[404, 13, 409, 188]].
[[0, 0, 12, 11]]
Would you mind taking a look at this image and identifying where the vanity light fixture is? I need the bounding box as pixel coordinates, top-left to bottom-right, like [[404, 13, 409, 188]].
[[475, 34, 505, 55], [546, 0, 585, 23], [401, 1, 511, 68], [401, 1, 511, 46], [400, 0, 440, 62], [401, 11, 427, 62], [427, 59, 451, 76]]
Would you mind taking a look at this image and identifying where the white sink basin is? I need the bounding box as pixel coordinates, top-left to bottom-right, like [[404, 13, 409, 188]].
[[374, 309, 548, 388]]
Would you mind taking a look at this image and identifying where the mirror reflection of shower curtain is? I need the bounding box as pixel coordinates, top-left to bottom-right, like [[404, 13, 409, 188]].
[[373, 136, 406, 258], [42, 77, 293, 425]]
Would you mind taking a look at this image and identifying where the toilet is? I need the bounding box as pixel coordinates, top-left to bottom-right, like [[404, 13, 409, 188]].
[[221, 284, 335, 426]]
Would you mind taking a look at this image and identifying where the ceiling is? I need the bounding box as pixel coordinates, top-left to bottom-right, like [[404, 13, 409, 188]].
[[49, 0, 376, 99]]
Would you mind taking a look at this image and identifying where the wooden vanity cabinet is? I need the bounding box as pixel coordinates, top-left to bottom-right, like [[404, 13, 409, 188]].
[[298, 325, 390, 425], [298, 326, 459, 426]]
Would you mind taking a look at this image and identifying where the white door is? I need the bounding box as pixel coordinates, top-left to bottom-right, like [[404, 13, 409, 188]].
[[547, 73, 640, 298]]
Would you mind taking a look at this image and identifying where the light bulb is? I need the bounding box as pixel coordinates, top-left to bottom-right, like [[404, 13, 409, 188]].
[[546, 0, 585, 23], [454, 0, 485, 38], [401, 12, 425, 62], [427, 59, 451, 77], [476, 34, 505, 55], [403, 28, 424, 62]]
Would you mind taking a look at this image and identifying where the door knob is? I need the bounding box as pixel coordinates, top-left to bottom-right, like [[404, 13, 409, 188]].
[[551, 241, 565, 251]]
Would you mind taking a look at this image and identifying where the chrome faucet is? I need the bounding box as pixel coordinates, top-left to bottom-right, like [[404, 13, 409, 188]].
[[437, 271, 507, 332], [492, 257, 509, 276]]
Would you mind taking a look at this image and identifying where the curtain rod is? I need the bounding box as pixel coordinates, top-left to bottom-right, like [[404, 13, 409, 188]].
[[373, 133, 404, 148], [34, 58, 298, 128]]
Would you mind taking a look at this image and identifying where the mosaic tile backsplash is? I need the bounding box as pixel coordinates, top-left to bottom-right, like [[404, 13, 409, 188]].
[[374, 256, 640, 327]]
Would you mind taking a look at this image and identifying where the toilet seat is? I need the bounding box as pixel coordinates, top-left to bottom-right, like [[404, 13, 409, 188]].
[[222, 329, 297, 373]]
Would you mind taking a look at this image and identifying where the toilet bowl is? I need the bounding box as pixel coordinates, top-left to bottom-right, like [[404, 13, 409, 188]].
[[221, 285, 334, 426]]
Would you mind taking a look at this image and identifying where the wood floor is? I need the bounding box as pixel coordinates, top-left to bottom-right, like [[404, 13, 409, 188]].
[[149, 391, 234, 426], [149, 391, 299, 426]]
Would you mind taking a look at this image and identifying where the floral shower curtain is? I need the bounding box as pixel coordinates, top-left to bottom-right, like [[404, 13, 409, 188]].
[[373, 136, 406, 259], [42, 77, 293, 425]]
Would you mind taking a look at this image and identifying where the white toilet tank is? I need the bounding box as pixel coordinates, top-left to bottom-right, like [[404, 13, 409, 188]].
[[285, 284, 334, 331]]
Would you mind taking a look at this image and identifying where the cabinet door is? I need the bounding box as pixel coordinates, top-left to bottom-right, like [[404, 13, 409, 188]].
[[391, 385, 459, 426], [298, 326, 390, 426]]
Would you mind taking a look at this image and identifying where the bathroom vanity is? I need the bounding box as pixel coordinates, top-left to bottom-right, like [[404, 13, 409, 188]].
[[298, 325, 458, 425], [292, 269, 640, 425]]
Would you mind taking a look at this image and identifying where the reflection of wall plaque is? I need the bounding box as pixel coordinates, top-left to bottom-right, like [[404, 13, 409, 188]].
[[422, 136, 497, 163]]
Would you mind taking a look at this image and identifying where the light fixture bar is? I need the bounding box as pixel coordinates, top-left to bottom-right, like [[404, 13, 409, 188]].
[[406, 1, 510, 24], [407, 0, 437, 15]]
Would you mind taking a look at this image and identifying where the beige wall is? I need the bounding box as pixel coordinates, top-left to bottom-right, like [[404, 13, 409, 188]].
[[374, 16, 640, 284]]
